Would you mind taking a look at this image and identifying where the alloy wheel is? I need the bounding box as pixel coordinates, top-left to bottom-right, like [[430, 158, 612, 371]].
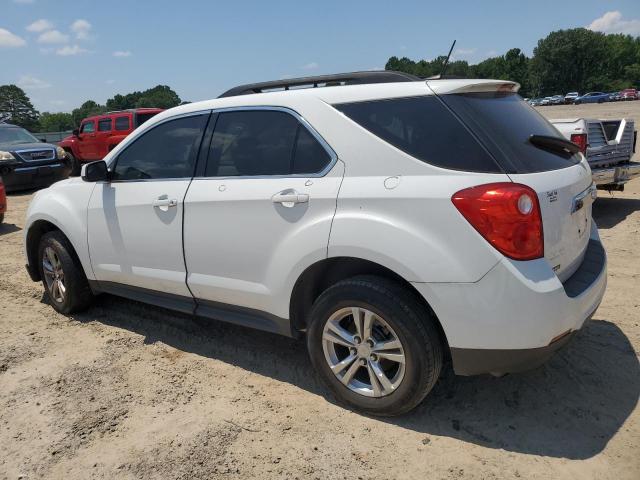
[[42, 246, 66, 304], [322, 307, 406, 397]]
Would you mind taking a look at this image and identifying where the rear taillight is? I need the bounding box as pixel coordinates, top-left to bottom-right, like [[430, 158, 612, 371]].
[[452, 183, 543, 261], [570, 133, 587, 154]]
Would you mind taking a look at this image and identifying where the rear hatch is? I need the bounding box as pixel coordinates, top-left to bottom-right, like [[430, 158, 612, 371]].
[[586, 119, 635, 168], [431, 82, 593, 280]]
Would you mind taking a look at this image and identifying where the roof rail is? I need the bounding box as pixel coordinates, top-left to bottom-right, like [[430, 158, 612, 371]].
[[218, 70, 422, 98]]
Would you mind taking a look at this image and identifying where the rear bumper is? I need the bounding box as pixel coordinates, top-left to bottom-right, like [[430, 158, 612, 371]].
[[413, 228, 607, 376], [591, 162, 640, 186], [2, 162, 70, 192]]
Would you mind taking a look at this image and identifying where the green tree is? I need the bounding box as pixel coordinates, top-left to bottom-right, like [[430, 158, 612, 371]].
[[71, 100, 106, 126], [105, 85, 181, 110], [0, 84, 40, 130], [38, 112, 75, 132]]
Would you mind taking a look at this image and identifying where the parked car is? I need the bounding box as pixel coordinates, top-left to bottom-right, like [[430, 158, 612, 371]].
[[59, 108, 162, 175], [0, 176, 5, 223], [0, 122, 70, 192], [564, 92, 579, 104], [550, 95, 564, 105], [551, 117, 638, 191], [608, 92, 621, 102], [620, 88, 637, 101], [574, 92, 609, 104], [24, 72, 607, 416], [540, 96, 552, 105]]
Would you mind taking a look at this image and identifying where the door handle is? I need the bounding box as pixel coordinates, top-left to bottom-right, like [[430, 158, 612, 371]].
[[272, 190, 309, 207], [152, 195, 178, 211]]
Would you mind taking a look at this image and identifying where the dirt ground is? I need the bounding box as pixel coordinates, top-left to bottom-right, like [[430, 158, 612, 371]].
[[1, 102, 639, 480]]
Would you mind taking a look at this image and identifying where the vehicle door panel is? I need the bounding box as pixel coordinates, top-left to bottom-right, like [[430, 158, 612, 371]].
[[88, 112, 210, 296]]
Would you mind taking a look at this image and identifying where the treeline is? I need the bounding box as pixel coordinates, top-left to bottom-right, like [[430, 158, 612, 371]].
[[386, 28, 640, 97], [0, 84, 184, 132]]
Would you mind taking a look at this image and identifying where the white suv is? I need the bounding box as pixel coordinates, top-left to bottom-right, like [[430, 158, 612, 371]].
[[24, 72, 607, 416]]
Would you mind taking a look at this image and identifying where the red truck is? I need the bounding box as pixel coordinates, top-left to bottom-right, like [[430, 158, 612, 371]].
[[59, 108, 162, 174]]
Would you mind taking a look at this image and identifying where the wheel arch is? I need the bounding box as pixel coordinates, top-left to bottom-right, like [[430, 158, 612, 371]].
[[289, 256, 450, 355]]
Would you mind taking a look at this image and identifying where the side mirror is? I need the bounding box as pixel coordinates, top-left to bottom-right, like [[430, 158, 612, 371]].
[[40, 138, 47, 143], [81, 160, 110, 182], [72, 129, 80, 137]]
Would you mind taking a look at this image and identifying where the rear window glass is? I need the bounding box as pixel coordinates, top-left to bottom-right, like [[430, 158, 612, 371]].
[[440, 92, 581, 173], [135, 112, 160, 127], [335, 96, 501, 173], [114, 116, 130, 131]]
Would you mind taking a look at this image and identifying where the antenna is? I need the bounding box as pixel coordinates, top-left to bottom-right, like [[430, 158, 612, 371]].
[[439, 39, 457, 77]]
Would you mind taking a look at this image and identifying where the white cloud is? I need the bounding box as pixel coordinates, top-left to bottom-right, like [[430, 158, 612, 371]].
[[38, 29, 69, 44], [26, 19, 53, 32], [17, 74, 51, 90], [0, 28, 27, 47], [56, 44, 88, 56], [587, 11, 640, 36], [70, 19, 92, 40], [112, 50, 132, 57], [301, 62, 319, 70]]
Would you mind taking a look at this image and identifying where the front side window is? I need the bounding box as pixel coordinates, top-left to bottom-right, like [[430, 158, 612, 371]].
[[205, 110, 331, 177], [80, 121, 95, 134], [114, 116, 130, 131], [112, 114, 208, 180], [98, 118, 112, 132]]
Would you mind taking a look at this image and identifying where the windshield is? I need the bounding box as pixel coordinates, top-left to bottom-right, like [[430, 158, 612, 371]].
[[439, 92, 581, 173], [0, 126, 39, 145]]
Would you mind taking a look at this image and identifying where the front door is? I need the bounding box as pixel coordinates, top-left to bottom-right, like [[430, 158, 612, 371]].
[[88, 112, 210, 300], [183, 108, 343, 318]]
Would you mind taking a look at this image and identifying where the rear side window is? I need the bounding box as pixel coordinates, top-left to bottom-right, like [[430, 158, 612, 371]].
[[112, 114, 207, 180], [114, 116, 130, 131], [205, 110, 331, 177], [335, 96, 501, 172], [440, 93, 581, 173], [98, 118, 112, 132]]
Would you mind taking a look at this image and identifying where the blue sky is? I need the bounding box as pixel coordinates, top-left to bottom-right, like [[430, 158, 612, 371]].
[[1, 0, 639, 112]]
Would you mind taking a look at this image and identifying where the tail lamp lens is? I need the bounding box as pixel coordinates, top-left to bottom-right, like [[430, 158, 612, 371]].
[[452, 183, 544, 261], [570, 133, 588, 154]]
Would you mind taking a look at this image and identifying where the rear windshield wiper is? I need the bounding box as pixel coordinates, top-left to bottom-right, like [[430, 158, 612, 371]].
[[529, 134, 580, 156]]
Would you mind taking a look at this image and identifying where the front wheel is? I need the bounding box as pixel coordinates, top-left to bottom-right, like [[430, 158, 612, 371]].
[[38, 231, 93, 314], [307, 276, 443, 416], [66, 151, 81, 177]]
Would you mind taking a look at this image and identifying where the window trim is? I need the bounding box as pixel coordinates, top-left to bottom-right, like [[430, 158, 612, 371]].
[[199, 106, 338, 180], [108, 110, 211, 183], [80, 120, 96, 134]]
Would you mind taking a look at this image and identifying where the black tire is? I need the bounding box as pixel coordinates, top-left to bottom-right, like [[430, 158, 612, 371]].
[[307, 275, 443, 416], [66, 151, 81, 177], [0, 213, 4, 224], [574, 100, 581, 105], [598, 98, 604, 104], [38, 231, 93, 314]]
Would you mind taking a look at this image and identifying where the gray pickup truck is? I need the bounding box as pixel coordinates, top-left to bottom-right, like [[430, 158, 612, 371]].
[[551, 118, 638, 191]]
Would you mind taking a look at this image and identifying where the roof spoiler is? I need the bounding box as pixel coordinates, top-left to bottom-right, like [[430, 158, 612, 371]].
[[218, 71, 422, 98], [427, 79, 520, 95]]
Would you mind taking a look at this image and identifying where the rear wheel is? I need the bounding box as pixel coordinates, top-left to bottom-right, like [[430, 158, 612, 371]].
[[307, 276, 443, 416], [38, 231, 93, 314], [0, 213, 4, 224]]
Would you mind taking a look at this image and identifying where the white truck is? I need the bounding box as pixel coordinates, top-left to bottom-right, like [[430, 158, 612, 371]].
[[551, 118, 638, 191]]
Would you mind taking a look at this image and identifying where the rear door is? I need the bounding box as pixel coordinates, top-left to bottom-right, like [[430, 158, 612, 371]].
[[437, 88, 594, 280], [183, 108, 343, 317], [95, 117, 113, 159]]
